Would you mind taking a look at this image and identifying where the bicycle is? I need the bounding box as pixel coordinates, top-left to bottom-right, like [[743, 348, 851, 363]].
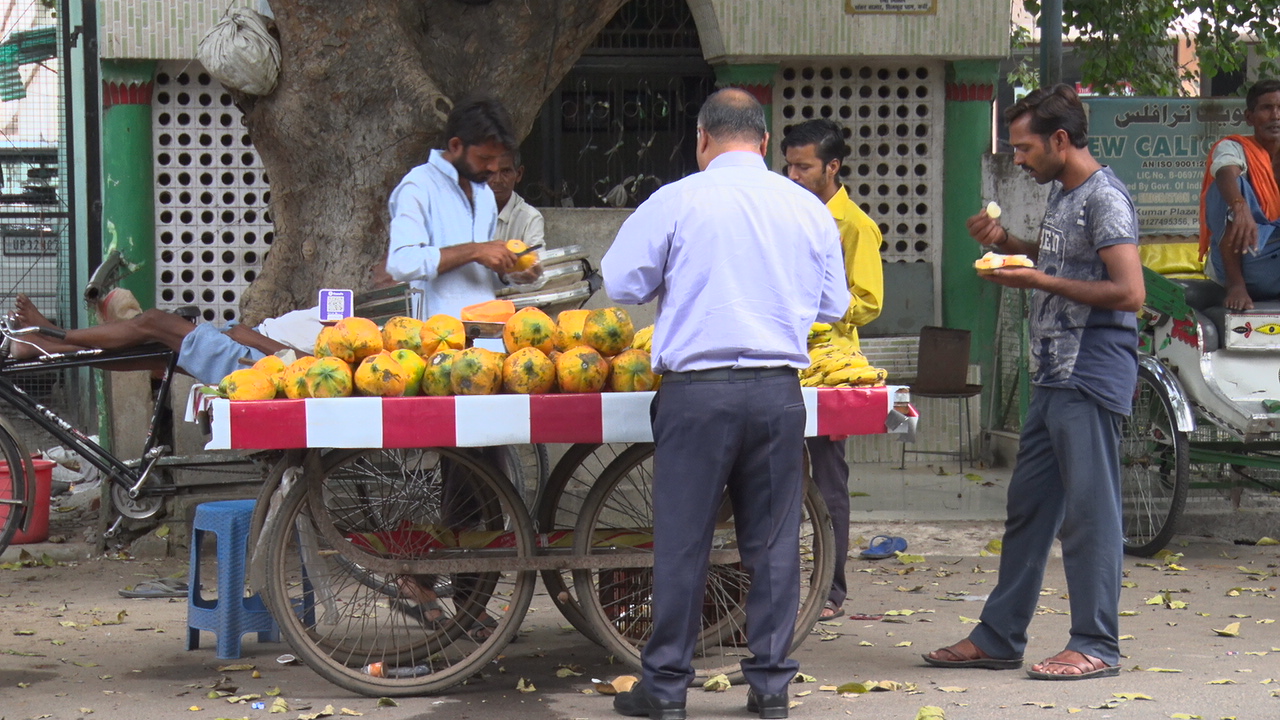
[[0, 309, 271, 555]]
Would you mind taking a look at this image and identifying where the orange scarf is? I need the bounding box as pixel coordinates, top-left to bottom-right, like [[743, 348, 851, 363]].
[[1199, 135, 1280, 260]]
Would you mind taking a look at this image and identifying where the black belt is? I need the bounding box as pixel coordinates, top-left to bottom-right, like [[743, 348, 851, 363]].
[[662, 367, 798, 382]]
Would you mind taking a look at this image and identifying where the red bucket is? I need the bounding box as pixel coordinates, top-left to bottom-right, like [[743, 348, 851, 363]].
[[0, 459, 55, 544]]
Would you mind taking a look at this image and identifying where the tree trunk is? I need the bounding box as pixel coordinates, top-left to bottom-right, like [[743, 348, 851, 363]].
[[239, 0, 628, 324]]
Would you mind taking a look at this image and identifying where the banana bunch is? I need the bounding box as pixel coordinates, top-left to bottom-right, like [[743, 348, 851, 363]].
[[801, 336, 889, 388], [809, 322, 835, 346], [632, 324, 654, 353]]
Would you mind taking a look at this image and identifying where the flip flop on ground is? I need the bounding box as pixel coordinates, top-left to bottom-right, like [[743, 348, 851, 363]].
[[1026, 650, 1119, 680], [860, 535, 908, 559], [466, 613, 498, 642], [118, 577, 189, 598], [922, 638, 1023, 670], [820, 600, 844, 620], [389, 598, 445, 630]]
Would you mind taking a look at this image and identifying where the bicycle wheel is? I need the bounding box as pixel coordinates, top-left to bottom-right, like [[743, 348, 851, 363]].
[[534, 442, 632, 644], [261, 447, 536, 696], [0, 421, 32, 555], [1120, 365, 1189, 556], [513, 443, 550, 510], [571, 443, 833, 682]]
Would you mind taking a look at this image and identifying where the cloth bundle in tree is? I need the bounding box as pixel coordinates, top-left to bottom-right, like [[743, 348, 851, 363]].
[[197, 8, 280, 96]]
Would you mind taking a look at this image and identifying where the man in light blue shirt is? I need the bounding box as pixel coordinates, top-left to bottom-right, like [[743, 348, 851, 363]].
[[603, 88, 849, 720], [386, 96, 539, 319]]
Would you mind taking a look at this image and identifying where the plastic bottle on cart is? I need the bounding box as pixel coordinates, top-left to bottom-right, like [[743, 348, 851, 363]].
[[362, 661, 433, 678]]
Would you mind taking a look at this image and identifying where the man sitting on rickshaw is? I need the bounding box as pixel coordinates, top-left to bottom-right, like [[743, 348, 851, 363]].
[[1200, 79, 1280, 311]]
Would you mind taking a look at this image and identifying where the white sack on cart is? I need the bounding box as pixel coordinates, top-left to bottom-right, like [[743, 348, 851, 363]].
[[196, 8, 280, 96]]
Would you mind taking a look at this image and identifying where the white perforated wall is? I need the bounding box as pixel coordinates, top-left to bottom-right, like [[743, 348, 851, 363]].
[[773, 62, 944, 265], [152, 61, 272, 324]]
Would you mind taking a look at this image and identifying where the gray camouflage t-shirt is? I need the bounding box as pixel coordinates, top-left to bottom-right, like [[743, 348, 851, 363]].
[[1029, 167, 1139, 415]]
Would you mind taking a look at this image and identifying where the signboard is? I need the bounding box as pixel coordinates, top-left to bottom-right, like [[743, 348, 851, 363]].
[[1084, 98, 1247, 235], [845, 0, 936, 14], [318, 289, 353, 323]]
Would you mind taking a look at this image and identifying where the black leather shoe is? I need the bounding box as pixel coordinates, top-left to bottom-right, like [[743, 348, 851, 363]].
[[613, 683, 687, 720], [746, 687, 789, 719]]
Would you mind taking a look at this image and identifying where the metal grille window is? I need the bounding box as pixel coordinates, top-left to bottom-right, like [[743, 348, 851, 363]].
[[153, 61, 271, 324], [520, 0, 714, 209], [774, 62, 944, 265]]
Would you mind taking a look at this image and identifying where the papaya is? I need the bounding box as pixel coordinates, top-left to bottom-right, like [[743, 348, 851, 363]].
[[503, 306, 557, 354], [421, 348, 459, 396], [556, 346, 609, 393], [382, 316, 427, 353], [390, 349, 427, 396], [503, 347, 556, 394], [305, 357, 355, 398], [421, 314, 466, 355], [282, 356, 319, 399], [450, 347, 504, 395], [219, 368, 278, 401], [313, 326, 339, 358], [252, 354, 288, 397], [461, 299, 516, 323], [608, 349, 657, 392], [505, 239, 539, 272], [325, 317, 383, 363], [354, 351, 409, 397], [582, 307, 636, 356], [554, 309, 591, 351]]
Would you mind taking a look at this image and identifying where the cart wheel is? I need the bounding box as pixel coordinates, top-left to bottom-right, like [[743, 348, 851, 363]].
[[0, 422, 32, 555], [1120, 365, 1189, 556], [261, 447, 536, 697], [515, 443, 551, 510], [533, 442, 633, 645], [570, 444, 833, 682]]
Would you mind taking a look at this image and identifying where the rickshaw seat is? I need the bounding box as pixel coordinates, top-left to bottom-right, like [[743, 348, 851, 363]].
[[1172, 279, 1225, 312]]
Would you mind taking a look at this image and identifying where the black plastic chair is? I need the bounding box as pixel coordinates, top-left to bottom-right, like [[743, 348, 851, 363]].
[[901, 326, 983, 473]]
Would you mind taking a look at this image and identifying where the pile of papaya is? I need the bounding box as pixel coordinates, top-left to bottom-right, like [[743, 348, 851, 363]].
[[216, 306, 658, 401], [800, 323, 889, 388]]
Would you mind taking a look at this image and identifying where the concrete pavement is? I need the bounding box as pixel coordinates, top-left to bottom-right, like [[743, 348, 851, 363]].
[[1, 461, 1277, 719]]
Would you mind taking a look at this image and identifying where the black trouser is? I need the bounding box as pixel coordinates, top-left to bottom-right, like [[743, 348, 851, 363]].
[[805, 436, 849, 609], [642, 367, 805, 702]]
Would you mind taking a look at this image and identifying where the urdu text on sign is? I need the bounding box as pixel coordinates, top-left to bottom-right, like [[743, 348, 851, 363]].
[[1084, 97, 1246, 235]]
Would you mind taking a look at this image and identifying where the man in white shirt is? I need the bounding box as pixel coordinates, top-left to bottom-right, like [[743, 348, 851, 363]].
[[385, 96, 538, 320], [602, 88, 849, 720], [489, 150, 545, 250]]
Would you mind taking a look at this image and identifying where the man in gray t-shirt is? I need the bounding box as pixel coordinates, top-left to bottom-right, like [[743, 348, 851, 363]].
[[924, 85, 1145, 681]]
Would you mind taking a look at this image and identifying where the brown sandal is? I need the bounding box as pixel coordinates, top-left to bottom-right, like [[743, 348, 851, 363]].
[[922, 639, 1023, 670], [1026, 650, 1119, 680]]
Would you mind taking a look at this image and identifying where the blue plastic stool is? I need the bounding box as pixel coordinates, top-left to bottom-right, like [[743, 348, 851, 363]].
[[186, 499, 279, 659]]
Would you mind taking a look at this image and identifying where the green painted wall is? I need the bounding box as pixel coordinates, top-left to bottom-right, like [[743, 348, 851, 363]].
[[100, 60, 156, 311], [941, 60, 1002, 400]]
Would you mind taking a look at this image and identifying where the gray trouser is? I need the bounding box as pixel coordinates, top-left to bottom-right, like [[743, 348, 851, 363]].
[[642, 369, 806, 702], [969, 386, 1125, 665], [805, 436, 849, 609]]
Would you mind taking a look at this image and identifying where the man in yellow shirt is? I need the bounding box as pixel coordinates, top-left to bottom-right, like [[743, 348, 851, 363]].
[[782, 119, 885, 619]]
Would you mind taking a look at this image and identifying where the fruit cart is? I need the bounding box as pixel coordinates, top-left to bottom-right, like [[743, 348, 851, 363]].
[[205, 385, 915, 697]]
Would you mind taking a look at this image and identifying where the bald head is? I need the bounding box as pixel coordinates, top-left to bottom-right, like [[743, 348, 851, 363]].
[[697, 88, 767, 144]]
